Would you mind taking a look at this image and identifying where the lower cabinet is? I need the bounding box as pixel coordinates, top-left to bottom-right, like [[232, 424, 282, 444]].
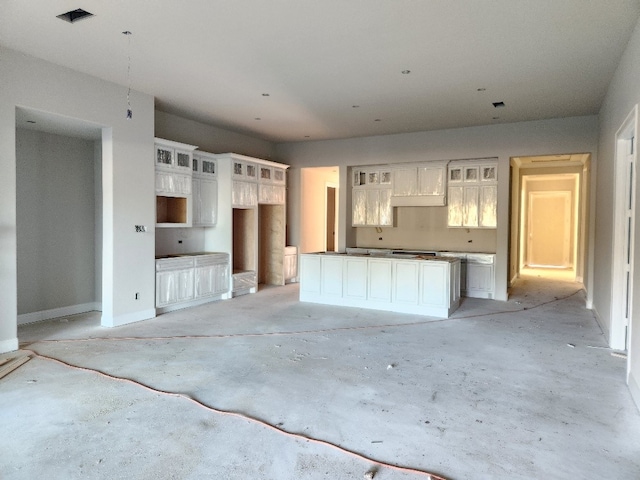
[[466, 255, 495, 299], [156, 253, 230, 312], [300, 254, 460, 318]]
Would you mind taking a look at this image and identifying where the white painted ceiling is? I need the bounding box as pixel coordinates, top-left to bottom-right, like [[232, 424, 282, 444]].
[[2, 1, 640, 143]]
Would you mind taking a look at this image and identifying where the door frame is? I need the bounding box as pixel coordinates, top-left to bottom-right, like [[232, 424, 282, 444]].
[[526, 190, 572, 268], [612, 105, 638, 353], [325, 182, 339, 252]]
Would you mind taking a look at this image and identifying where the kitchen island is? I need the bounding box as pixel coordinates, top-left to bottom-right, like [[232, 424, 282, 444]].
[[299, 252, 461, 318]]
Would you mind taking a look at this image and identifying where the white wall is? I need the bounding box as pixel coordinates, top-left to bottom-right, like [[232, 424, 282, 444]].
[[276, 115, 599, 302], [16, 129, 97, 315], [0, 46, 156, 352], [155, 111, 276, 160], [596, 16, 640, 408]]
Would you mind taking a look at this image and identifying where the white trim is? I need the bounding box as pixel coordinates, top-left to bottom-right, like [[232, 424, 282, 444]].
[[629, 372, 640, 413], [611, 105, 638, 350], [101, 308, 156, 328], [18, 302, 101, 326], [0, 338, 19, 354]]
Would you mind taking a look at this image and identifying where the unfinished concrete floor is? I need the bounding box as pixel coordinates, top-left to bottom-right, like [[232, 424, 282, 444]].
[[2, 274, 639, 480]]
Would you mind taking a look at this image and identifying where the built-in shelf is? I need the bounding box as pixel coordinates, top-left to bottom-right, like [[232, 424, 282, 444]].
[[156, 196, 188, 225]]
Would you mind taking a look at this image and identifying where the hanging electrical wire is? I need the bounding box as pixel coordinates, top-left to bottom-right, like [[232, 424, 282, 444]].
[[123, 30, 133, 119]]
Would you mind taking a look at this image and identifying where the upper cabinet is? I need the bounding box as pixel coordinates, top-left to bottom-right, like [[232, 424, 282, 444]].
[[352, 167, 393, 227], [155, 138, 198, 228], [192, 152, 218, 227], [447, 159, 498, 228], [391, 161, 447, 206]]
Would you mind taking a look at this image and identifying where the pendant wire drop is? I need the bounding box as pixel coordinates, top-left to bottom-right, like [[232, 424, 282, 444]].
[[123, 31, 133, 119]]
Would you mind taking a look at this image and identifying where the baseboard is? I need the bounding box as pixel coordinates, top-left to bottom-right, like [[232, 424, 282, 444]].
[[18, 302, 101, 326], [590, 305, 610, 342], [629, 371, 640, 413], [0, 338, 19, 354], [101, 308, 156, 328]]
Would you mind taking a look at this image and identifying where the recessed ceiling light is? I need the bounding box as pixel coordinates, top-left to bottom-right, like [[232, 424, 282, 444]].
[[304, 135, 310, 138], [122, 30, 132, 36], [374, 119, 382, 122], [262, 93, 270, 97], [26, 120, 36, 124], [401, 70, 411, 74], [352, 105, 360, 108], [492, 101, 505, 108], [492, 116, 500, 120], [477, 88, 486, 92], [255, 117, 261, 120], [57, 9, 94, 23]]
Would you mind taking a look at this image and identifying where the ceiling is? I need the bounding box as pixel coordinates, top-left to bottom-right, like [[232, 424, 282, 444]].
[[2, 1, 640, 143]]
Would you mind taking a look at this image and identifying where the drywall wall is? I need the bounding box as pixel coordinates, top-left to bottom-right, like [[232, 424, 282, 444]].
[[16, 129, 96, 316], [155, 111, 276, 160], [596, 15, 640, 407], [0, 46, 156, 351], [355, 206, 497, 252], [276, 115, 599, 302]]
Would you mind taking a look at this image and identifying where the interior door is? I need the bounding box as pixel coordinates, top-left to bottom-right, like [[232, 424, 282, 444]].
[[527, 191, 571, 267], [326, 186, 336, 251]]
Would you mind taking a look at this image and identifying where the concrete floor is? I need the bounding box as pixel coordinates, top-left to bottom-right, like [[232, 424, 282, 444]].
[[2, 274, 639, 480]]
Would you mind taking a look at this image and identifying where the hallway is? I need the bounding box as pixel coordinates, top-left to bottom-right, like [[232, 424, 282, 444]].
[[2, 277, 639, 480]]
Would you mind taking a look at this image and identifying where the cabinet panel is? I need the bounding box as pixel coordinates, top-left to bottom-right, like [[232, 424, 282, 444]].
[[418, 166, 445, 196], [368, 259, 392, 302], [156, 269, 194, 307], [392, 168, 418, 196], [344, 257, 367, 299], [463, 186, 479, 227], [479, 185, 497, 227], [195, 263, 229, 298], [194, 178, 217, 226], [321, 256, 343, 297], [365, 189, 380, 225], [232, 181, 258, 207], [419, 263, 446, 307], [448, 186, 464, 227], [259, 184, 286, 204], [300, 255, 321, 294], [393, 261, 419, 304], [378, 189, 393, 226], [352, 189, 367, 226], [467, 263, 493, 292]]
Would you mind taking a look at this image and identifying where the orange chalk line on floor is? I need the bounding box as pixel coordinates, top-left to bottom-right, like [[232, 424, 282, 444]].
[[24, 349, 447, 480], [26, 288, 584, 347]]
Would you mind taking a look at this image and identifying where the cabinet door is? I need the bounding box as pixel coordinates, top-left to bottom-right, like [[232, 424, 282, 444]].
[[195, 265, 215, 298], [479, 185, 497, 228], [352, 189, 367, 226], [233, 181, 257, 207], [273, 168, 286, 184], [393, 261, 419, 304], [418, 166, 445, 196], [175, 269, 195, 302], [343, 257, 367, 299], [321, 256, 343, 297], [463, 186, 479, 227], [378, 189, 393, 226], [392, 168, 418, 196], [366, 189, 380, 225], [197, 178, 218, 226], [156, 271, 178, 307], [467, 263, 493, 292], [155, 145, 173, 167], [259, 184, 285, 204], [368, 259, 392, 302], [174, 149, 192, 170], [448, 186, 464, 227]]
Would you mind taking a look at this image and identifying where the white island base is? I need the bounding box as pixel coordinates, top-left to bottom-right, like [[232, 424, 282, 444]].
[[299, 253, 461, 318]]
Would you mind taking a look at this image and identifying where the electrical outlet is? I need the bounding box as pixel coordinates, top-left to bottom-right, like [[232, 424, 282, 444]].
[[135, 292, 140, 300], [135, 225, 146, 233]]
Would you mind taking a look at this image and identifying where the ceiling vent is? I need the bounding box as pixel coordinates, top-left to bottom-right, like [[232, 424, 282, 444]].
[[57, 9, 94, 23]]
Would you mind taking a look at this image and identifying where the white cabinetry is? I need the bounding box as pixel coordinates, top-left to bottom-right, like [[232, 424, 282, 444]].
[[448, 159, 497, 228], [300, 254, 460, 317], [232, 181, 258, 207], [155, 138, 198, 228], [192, 152, 218, 227], [156, 253, 230, 312], [391, 162, 447, 206], [466, 253, 495, 299], [352, 167, 393, 227]]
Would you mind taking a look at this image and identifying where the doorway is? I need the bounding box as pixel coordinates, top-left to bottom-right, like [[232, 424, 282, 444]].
[[300, 167, 339, 253], [510, 154, 590, 289]]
